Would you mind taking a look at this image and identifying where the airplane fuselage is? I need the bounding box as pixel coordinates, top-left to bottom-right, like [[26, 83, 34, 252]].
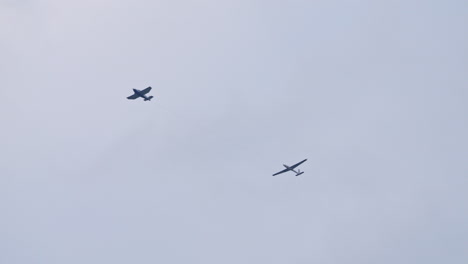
[[133, 89, 149, 100], [283, 165, 300, 175]]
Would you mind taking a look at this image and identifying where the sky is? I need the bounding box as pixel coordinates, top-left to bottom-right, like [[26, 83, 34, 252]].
[[1, 0, 467, 263]]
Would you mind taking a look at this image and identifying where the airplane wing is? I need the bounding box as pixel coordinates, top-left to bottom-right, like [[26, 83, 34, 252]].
[[140, 86, 152, 95], [289, 159, 307, 170], [127, 93, 139, 100], [272, 167, 290, 176]]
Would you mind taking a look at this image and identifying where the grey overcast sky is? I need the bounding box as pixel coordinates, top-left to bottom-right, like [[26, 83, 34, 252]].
[[1, 0, 467, 263]]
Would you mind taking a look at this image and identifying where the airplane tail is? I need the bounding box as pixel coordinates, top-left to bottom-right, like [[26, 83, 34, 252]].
[[144, 96, 154, 101], [296, 170, 304, 176]]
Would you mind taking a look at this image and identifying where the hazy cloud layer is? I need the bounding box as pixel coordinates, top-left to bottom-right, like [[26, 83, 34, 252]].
[[1, 1, 467, 263]]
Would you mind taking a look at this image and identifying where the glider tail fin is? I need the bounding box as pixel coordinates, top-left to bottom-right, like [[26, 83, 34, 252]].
[[296, 170, 304, 176]]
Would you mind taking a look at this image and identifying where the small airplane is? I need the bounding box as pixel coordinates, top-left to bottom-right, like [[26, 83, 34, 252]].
[[127, 86, 154, 101], [272, 159, 307, 176]]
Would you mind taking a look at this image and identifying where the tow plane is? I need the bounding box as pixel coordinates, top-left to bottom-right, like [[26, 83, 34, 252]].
[[127, 86, 154, 101], [272, 159, 307, 176]]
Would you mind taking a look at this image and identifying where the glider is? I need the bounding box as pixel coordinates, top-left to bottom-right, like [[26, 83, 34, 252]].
[[272, 159, 307, 176]]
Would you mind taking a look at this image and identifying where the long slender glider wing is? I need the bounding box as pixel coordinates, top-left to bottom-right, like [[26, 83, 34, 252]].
[[289, 159, 307, 170], [272, 167, 291, 176], [140, 86, 152, 95], [127, 93, 139, 100]]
